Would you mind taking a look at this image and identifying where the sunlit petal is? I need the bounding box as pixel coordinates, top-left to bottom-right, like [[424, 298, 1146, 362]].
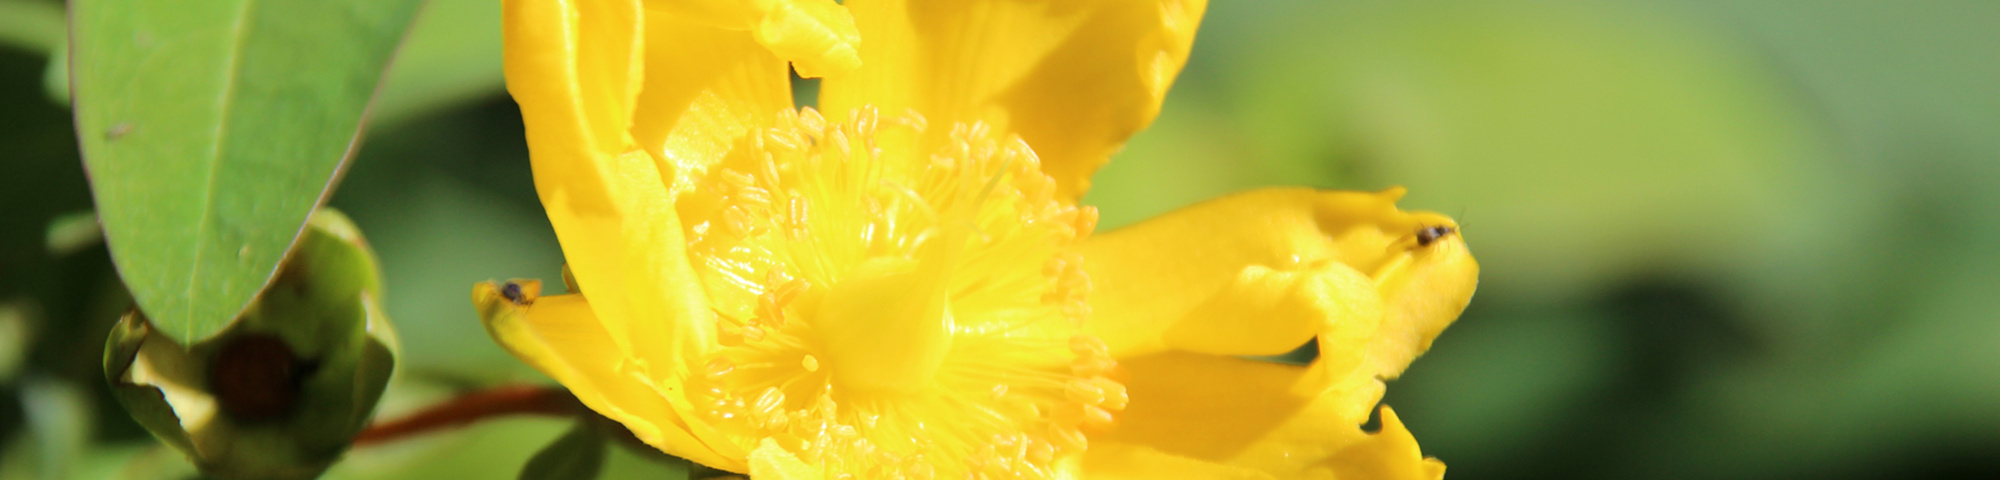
[[1094, 351, 1442, 478], [627, 10, 792, 194], [505, 0, 722, 377], [1082, 187, 1478, 380], [1081, 443, 1274, 480], [645, 0, 860, 77], [747, 438, 826, 479], [1327, 408, 1448, 480], [822, 0, 1208, 201], [505, 0, 644, 208], [472, 283, 738, 470]]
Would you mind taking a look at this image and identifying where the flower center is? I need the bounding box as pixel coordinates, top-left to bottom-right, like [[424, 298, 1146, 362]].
[[678, 107, 1120, 478], [812, 239, 955, 393]]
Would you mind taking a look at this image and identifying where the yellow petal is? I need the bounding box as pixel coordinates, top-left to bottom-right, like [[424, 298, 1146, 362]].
[[1092, 351, 1441, 478], [507, 1, 765, 466], [752, 0, 862, 77], [543, 147, 721, 375], [1082, 443, 1274, 480], [821, 0, 1209, 202], [472, 283, 741, 471], [1161, 262, 1384, 358], [505, 0, 645, 209], [1082, 187, 1479, 382], [747, 438, 825, 479], [626, 8, 792, 194], [536, 149, 758, 468], [1327, 408, 1448, 480], [645, 0, 860, 77], [1080, 188, 1471, 477], [508, 0, 713, 369], [1362, 224, 1479, 380]]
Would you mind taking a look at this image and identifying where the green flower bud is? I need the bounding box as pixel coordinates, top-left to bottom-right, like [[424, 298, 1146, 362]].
[[104, 209, 398, 480]]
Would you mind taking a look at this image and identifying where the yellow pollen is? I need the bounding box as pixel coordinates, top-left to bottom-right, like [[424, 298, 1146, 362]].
[[678, 107, 1116, 478]]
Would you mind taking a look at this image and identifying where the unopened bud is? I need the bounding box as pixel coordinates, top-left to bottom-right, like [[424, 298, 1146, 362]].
[[104, 209, 398, 480]]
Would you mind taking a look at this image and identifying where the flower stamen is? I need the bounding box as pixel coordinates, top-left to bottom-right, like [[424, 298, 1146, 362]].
[[679, 106, 1116, 478]]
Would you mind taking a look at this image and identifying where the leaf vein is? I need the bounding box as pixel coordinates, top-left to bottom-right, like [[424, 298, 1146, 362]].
[[182, 0, 260, 337]]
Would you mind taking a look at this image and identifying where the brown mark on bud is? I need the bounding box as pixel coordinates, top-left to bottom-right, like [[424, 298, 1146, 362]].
[[209, 334, 314, 422]]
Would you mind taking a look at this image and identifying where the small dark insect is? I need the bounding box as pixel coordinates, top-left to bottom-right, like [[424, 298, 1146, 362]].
[[500, 281, 527, 304], [1415, 225, 1457, 247]]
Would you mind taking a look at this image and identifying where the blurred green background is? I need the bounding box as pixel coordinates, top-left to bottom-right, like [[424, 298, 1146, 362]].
[[3, 0, 1997, 478]]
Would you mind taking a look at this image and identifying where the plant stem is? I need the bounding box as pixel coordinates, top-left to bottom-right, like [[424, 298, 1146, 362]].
[[351, 384, 578, 446]]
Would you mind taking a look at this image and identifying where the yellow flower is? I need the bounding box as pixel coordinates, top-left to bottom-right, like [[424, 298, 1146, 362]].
[[473, 0, 1478, 478]]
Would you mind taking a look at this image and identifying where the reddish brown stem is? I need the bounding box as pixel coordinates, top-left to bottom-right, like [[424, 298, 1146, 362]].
[[351, 385, 578, 446]]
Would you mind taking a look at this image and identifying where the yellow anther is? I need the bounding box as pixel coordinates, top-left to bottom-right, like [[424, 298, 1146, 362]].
[[1066, 379, 1107, 406], [705, 358, 735, 379]]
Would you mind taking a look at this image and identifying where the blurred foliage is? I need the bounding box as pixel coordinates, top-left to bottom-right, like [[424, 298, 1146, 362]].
[[1094, 0, 2000, 478], [2, 0, 1997, 478], [370, 0, 504, 126], [0, 0, 63, 56], [0, 303, 32, 384], [516, 421, 609, 480]]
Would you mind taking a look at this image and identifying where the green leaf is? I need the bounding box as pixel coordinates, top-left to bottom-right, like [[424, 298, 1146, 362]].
[[519, 421, 608, 480], [70, 0, 422, 343]]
